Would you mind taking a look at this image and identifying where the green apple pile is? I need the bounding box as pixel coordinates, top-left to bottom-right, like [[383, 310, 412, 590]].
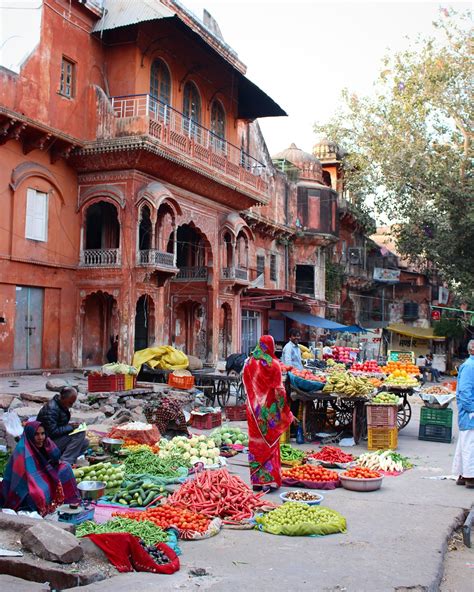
[[210, 426, 249, 447], [73, 462, 125, 489], [371, 391, 401, 405]]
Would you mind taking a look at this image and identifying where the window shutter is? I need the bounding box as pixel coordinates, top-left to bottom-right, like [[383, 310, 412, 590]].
[[25, 189, 48, 241]]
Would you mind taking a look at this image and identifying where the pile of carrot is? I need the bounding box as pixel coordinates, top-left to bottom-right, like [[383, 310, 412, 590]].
[[168, 468, 272, 524]]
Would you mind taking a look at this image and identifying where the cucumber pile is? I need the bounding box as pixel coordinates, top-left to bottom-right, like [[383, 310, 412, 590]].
[[73, 462, 125, 489], [110, 479, 167, 507]]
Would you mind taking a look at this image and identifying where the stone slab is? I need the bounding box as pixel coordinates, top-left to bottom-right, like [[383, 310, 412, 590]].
[[0, 574, 50, 592], [11, 405, 42, 419], [0, 513, 75, 534], [20, 391, 56, 404], [70, 410, 105, 425], [21, 522, 84, 564], [0, 556, 105, 590], [0, 394, 16, 409]]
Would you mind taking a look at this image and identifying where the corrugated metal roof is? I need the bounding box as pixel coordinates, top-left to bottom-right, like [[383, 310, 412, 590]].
[[92, 0, 175, 32]]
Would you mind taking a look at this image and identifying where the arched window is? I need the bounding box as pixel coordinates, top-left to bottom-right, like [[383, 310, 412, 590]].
[[150, 59, 171, 120], [210, 100, 226, 153], [183, 81, 201, 141]]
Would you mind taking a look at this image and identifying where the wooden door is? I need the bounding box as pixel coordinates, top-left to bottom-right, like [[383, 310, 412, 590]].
[[14, 286, 44, 369]]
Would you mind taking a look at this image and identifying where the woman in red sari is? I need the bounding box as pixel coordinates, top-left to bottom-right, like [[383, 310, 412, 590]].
[[243, 335, 293, 491]]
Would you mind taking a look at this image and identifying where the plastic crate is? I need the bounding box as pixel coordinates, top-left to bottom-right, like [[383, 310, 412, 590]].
[[224, 405, 247, 421], [191, 411, 222, 430], [366, 404, 398, 428], [418, 424, 452, 443], [167, 373, 195, 390], [124, 375, 137, 390], [88, 374, 125, 393], [420, 407, 453, 428], [367, 427, 398, 450]]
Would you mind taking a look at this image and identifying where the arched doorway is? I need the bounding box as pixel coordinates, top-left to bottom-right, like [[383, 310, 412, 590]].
[[134, 295, 155, 352], [81, 292, 118, 366], [174, 300, 207, 359], [218, 303, 232, 359]]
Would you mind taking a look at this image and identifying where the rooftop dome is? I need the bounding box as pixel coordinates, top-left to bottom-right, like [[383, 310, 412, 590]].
[[313, 138, 345, 161], [272, 143, 323, 183]]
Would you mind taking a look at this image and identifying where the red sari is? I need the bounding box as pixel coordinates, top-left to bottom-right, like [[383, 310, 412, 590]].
[[243, 335, 293, 488]]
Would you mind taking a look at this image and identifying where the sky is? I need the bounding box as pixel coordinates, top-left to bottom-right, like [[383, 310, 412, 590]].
[[183, 0, 471, 155]]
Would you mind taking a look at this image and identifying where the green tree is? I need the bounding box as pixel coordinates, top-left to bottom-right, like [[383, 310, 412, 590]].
[[315, 9, 474, 301]]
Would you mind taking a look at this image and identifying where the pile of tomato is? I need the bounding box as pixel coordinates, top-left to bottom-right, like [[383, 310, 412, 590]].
[[341, 467, 381, 479], [114, 505, 211, 533], [282, 464, 339, 482]]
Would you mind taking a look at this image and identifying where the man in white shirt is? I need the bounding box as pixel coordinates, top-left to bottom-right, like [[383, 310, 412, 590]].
[[281, 329, 304, 370]]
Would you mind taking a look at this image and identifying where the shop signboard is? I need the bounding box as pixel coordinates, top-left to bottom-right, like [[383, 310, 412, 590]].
[[373, 268, 400, 283]]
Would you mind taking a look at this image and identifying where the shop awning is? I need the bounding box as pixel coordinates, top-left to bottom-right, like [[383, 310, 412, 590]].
[[387, 323, 445, 341], [282, 312, 348, 331], [340, 325, 368, 334]]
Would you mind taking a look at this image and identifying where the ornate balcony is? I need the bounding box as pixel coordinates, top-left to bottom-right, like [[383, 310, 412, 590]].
[[173, 266, 208, 282], [138, 249, 175, 268], [79, 248, 121, 268], [89, 94, 270, 207], [221, 266, 249, 283]]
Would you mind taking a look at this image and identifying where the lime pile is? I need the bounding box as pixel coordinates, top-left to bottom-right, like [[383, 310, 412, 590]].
[[371, 391, 401, 404], [73, 462, 125, 489], [256, 502, 346, 536]]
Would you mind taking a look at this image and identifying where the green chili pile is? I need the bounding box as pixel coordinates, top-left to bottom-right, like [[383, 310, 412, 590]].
[[76, 517, 168, 546]]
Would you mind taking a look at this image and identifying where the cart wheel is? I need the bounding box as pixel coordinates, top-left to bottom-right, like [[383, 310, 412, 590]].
[[235, 380, 246, 405], [397, 399, 412, 430], [216, 380, 232, 407], [352, 401, 367, 444]]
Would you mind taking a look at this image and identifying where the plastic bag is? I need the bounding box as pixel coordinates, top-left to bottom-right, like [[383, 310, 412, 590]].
[[2, 411, 23, 437], [255, 507, 346, 536]]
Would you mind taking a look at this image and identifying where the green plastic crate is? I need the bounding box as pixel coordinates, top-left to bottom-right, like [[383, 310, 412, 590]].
[[420, 407, 453, 428]]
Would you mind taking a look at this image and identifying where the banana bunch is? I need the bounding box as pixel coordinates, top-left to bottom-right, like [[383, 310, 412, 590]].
[[298, 344, 315, 360], [322, 371, 374, 397]]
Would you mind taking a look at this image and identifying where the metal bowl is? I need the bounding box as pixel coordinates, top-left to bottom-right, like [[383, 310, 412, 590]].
[[101, 438, 124, 453], [339, 475, 383, 492], [77, 480, 106, 500], [279, 491, 324, 505]]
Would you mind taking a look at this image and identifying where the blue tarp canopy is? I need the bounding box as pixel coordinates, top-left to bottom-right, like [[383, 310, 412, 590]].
[[282, 311, 348, 331], [338, 324, 368, 333]]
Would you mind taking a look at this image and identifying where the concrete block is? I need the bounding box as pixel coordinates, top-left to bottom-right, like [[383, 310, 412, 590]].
[[21, 522, 84, 564]]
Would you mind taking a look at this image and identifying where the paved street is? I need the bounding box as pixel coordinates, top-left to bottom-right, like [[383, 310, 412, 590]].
[[2, 374, 471, 591]]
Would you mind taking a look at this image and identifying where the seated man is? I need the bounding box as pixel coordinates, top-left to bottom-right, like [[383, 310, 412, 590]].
[[36, 387, 89, 465], [425, 354, 441, 383]]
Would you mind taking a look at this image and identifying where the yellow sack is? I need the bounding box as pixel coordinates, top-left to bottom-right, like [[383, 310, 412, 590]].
[[132, 346, 189, 372]]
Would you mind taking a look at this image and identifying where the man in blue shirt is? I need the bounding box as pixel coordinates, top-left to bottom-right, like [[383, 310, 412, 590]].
[[281, 328, 304, 370], [453, 339, 474, 488]]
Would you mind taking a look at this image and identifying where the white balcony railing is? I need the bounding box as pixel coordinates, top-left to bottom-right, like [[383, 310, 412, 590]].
[[110, 94, 269, 195], [80, 248, 121, 267], [221, 267, 249, 281], [138, 249, 175, 268], [173, 266, 208, 281]]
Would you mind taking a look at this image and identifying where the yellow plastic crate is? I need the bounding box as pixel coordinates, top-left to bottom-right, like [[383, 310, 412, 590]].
[[124, 374, 137, 390], [368, 427, 398, 450]]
